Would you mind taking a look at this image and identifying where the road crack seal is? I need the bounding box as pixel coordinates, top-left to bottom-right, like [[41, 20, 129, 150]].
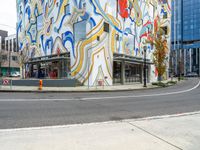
[[124, 121, 183, 150]]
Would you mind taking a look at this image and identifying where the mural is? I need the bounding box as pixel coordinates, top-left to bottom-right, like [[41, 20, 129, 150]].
[[17, 0, 171, 85]]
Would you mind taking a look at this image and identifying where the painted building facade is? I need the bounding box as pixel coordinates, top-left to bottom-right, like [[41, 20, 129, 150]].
[[17, 0, 171, 85]]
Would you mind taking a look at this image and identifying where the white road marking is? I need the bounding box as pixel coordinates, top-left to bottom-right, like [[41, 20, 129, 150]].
[[0, 111, 200, 132], [0, 80, 199, 102], [83, 80, 200, 100]]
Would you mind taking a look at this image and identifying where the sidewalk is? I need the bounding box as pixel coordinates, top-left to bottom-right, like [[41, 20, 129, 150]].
[[0, 83, 158, 92], [0, 78, 180, 92], [0, 112, 199, 150]]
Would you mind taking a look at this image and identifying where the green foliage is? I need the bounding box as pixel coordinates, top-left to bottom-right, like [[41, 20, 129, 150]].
[[152, 81, 168, 87], [146, 19, 168, 81], [167, 80, 177, 85], [152, 80, 178, 87]]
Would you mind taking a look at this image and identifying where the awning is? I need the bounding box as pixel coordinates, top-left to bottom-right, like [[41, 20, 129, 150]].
[[27, 57, 70, 64], [113, 53, 153, 65], [26, 52, 70, 64]]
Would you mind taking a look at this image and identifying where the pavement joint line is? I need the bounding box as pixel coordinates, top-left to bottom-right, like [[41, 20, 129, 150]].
[[0, 111, 199, 132], [124, 121, 183, 150], [0, 80, 199, 102]]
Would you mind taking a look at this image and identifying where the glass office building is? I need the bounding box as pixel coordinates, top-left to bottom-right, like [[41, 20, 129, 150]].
[[171, 0, 200, 76]]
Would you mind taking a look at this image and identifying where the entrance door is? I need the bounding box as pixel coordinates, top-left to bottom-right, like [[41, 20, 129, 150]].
[[125, 63, 142, 83], [113, 61, 143, 85], [113, 61, 121, 84]]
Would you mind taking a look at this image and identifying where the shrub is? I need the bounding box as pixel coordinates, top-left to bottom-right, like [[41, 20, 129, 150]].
[[167, 81, 177, 85], [152, 82, 168, 87]]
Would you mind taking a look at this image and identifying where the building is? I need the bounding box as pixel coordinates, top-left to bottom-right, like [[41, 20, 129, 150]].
[[171, 0, 200, 76], [0, 30, 7, 52], [0, 31, 20, 77], [17, 0, 171, 86]]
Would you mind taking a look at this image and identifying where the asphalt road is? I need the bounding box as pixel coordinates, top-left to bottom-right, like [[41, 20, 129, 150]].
[[0, 78, 200, 129]]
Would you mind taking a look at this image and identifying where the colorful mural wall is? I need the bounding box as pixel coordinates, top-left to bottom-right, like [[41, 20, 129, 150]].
[[17, 0, 171, 85]]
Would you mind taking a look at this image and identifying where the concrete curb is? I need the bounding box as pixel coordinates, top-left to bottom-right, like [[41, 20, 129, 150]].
[[0, 79, 183, 93], [0, 86, 160, 93]]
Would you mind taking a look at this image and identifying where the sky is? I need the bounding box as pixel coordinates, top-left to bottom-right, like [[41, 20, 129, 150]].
[[0, 0, 17, 35]]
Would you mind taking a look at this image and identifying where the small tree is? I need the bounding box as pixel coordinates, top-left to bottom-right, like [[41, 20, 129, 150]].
[[18, 46, 29, 79], [147, 26, 168, 81]]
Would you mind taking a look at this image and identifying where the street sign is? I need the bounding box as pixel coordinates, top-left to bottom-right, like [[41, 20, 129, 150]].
[[0, 79, 12, 90], [2, 79, 10, 85]]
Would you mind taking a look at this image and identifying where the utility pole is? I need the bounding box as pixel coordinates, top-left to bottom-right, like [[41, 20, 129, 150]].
[[199, 48, 200, 77], [8, 45, 11, 77], [143, 46, 147, 87], [170, 51, 174, 81], [178, 0, 183, 81]]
